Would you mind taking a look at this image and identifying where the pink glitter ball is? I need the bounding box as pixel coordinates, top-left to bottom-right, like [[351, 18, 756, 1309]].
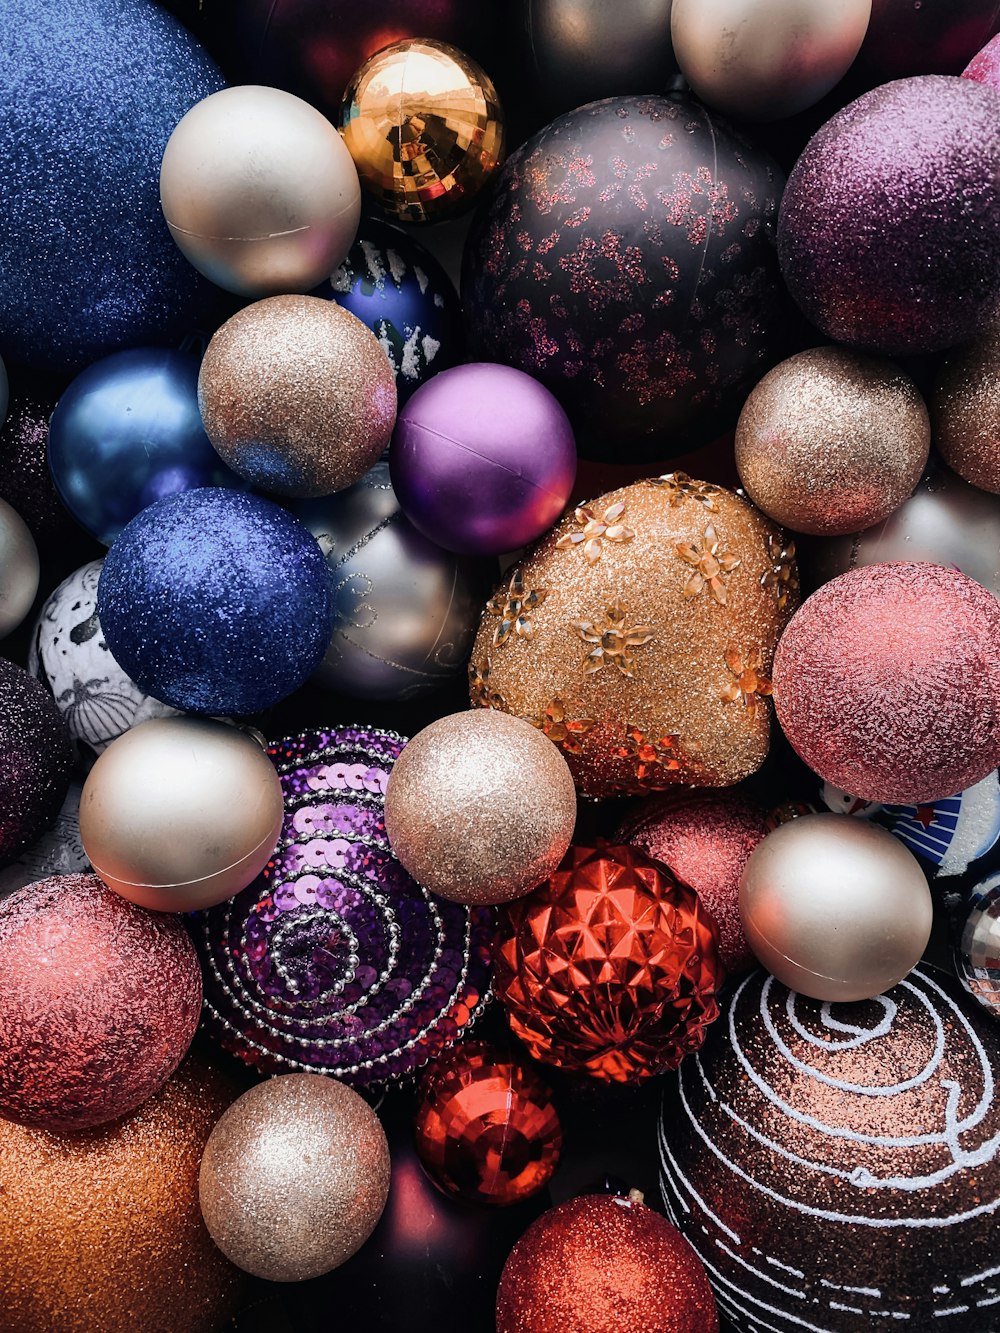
[[0, 873, 202, 1130], [617, 792, 768, 972], [964, 33, 1000, 91], [773, 562, 1000, 805]]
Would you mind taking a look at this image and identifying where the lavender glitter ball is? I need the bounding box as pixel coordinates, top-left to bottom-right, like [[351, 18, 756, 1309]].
[[390, 363, 577, 556], [778, 75, 1000, 355], [96, 488, 333, 715]]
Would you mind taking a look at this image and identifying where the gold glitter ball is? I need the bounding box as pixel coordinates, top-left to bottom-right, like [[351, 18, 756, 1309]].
[[470, 478, 797, 798], [934, 323, 1000, 495], [340, 39, 505, 225]]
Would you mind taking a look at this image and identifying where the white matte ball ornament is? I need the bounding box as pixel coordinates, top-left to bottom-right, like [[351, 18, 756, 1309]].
[[739, 813, 932, 1002], [160, 85, 362, 298]]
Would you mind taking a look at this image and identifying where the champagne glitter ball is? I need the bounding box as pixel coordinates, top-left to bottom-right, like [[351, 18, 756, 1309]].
[[198, 295, 396, 498], [933, 322, 1000, 493], [199, 1072, 391, 1282], [659, 965, 1000, 1331], [469, 476, 798, 799], [496, 1192, 719, 1333], [735, 347, 930, 536], [0, 1052, 246, 1333], [384, 710, 578, 906]]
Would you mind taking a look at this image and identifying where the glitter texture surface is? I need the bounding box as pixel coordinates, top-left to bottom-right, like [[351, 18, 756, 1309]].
[[0, 874, 201, 1130], [773, 561, 1000, 804], [964, 32, 1000, 89], [199, 1072, 390, 1282], [494, 843, 722, 1082], [618, 790, 768, 972], [933, 322, 1000, 494], [496, 1193, 719, 1333], [778, 75, 1000, 355], [469, 478, 797, 799], [198, 295, 396, 498], [0, 1052, 246, 1333], [0, 0, 223, 369], [383, 710, 578, 905], [0, 371, 71, 540], [0, 657, 74, 861], [196, 726, 492, 1087], [735, 346, 930, 536], [97, 488, 334, 715], [659, 966, 1000, 1331]]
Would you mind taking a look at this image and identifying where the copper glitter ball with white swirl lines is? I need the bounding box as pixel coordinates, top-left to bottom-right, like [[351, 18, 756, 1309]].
[[658, 966, 1000, 1331], [195, 726, 492, 1088]]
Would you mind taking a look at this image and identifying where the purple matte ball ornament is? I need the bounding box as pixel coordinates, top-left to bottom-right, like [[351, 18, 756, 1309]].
[[389, 363, 577, 556], [778, 75, 1000, 356]]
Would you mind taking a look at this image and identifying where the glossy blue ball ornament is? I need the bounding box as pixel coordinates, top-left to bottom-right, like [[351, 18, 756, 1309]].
[[97, 489, 334, 715], [316, 217, 464, 404], [0, 0, 224, 370], [49, 348, 246, 546]]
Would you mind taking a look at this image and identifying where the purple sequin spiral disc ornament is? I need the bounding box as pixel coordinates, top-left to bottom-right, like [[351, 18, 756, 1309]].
[[196, 726, 493, 1088]]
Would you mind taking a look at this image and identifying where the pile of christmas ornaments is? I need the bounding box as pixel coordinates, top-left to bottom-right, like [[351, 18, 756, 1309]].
[[1, 0, 1000, 1330]]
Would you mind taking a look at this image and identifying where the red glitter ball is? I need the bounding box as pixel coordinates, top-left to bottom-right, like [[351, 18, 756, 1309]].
[[414, 1041, 562, 1206], [496, 1193, 719, 1333], [0, 873, 202, 1131], [618, 791, 768, 973], [493, 844, 723, 1083], [773, 561, 1000, 804]]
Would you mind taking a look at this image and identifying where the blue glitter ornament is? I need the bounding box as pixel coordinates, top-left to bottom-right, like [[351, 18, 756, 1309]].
[[0, 0, 224, 370], [49, 349, 247, 546], [97, 489, 333, 715], [316, 218, 464, 404]]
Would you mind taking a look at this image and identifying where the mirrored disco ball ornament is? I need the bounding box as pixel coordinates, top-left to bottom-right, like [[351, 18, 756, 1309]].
[[957, 870, 1000, 1017], [196, 726, 493, 1087]]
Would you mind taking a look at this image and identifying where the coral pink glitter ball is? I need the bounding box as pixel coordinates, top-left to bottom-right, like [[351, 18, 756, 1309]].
[[0, 873, 202, 1131], [773, 561, 1000, 805]]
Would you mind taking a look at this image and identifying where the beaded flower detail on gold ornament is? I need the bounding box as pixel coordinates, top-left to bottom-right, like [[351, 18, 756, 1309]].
[[676, 524, 741, 605], [761, 535, 798, 612], [720, 643, 772, 717], [469, 659, 507, 711], [572, 605, 653, 677], [487, 571, 547, 647], [530, 698, 596, 756], [647, 471, 720, 512], [555, 500, 635, 565], [616, 725, 683, 790]]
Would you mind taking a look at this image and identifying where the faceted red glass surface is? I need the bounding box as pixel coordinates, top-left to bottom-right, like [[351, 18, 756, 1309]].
[[414, 1042, 563, 1206], [493, 843, 723, 1082]]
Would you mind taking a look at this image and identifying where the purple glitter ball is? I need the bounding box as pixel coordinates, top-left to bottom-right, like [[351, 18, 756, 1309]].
[[778, 75, 1000, 355], [0, 658, 74, 863], [195, 726, 493, 1088], [390, 363, 577, 556]]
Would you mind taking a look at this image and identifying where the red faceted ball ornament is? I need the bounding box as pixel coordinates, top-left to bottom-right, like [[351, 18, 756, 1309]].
[[496, 1192, 719, 1333], [493, 844, 723, 1083], [414, 1042, 562, 1206]]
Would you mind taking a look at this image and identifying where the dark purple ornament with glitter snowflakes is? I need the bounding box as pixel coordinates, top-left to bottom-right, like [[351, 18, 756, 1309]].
[[461, 93, 787, 463], [195, 725, 492, 1088]]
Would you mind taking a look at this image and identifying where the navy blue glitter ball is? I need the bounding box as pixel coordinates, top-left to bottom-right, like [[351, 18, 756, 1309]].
[[0, 0, 224, 370], [97, 489, 334, 715]]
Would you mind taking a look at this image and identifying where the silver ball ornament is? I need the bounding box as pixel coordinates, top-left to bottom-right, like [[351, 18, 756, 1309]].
[[0, 496, 38, 638], [957, 870, 1000, 1018]]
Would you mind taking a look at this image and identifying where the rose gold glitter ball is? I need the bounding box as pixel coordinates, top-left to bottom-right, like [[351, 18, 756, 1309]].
[[934, 322, 1000, 493]]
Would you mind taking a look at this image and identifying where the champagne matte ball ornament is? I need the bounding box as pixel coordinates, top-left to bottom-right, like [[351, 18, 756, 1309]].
[[933, 323, 1000, 493], [199, 1073, 390, 1282], [0, 495, 39, 637], [384, 710, 577, 906], [79, 717, 284, 912], [738, 814, 932, 1002], [198, 295, 396, 498], [160, 84, 361, 298], [671, 0, 872, 121], [735, 347, 929, 536]]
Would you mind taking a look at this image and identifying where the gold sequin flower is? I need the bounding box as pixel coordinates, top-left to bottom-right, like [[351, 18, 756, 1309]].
[[486, 571, 547, 647], [531, 697, 596, 755], [617, 724, 683, 789], [647, 471, 720, 511], [676, 524, 741, 605], [556, 500, 635, 565], [469, 659, 506, 710], [761, 535, 799, 612], [572, 605, 653, 677], [720, 642, 772, 717]]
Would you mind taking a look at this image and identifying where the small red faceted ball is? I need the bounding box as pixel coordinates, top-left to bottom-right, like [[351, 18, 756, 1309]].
[[618, 792, 768, 972], [414, 1042, 562, 1206], [496, 1193, 719, 1333], [773, 561, 1000, 804], [0, 873, 202, 1131]]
